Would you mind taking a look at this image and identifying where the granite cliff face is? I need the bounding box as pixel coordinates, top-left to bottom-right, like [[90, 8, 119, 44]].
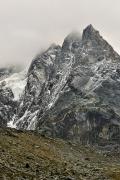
[[1, 25, 120, 146]]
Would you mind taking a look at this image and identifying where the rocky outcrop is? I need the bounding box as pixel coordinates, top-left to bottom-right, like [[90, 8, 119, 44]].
[[1, 24, 120, 146], [0, 69, 26, 127], [0, 84, 17, 127]]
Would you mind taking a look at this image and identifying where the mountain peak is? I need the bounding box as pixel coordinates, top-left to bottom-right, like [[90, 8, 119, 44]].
[[84, 24, 95, 31], [82, 24, 100, 41], [1, 24, 120, 150]]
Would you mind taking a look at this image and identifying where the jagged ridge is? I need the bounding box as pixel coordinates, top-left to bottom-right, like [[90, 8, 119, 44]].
[[0, 25, 120, 146]]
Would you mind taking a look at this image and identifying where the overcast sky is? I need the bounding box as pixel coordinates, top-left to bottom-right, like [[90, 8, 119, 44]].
[[0, 0, 120, 68]]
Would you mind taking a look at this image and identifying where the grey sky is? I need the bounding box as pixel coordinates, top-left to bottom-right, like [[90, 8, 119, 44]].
[[0, 0, 120, 68]]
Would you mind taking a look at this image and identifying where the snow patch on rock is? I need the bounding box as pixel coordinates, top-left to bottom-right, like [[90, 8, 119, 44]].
[[0, 70, 27, 101]]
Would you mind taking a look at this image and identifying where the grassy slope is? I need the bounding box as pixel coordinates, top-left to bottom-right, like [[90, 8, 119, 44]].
[[0, 128, 120, 180]]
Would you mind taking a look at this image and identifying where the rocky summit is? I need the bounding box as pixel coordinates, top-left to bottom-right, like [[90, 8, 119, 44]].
[[0, 25, 120, 147]]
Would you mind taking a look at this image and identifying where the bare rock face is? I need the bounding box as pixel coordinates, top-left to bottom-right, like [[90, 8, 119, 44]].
[[1, 25, 120, 146], [0, 84, 17, 127]]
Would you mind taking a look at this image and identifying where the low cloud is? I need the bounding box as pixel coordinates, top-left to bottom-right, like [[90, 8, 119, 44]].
[[0, 0, 120, 68]]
